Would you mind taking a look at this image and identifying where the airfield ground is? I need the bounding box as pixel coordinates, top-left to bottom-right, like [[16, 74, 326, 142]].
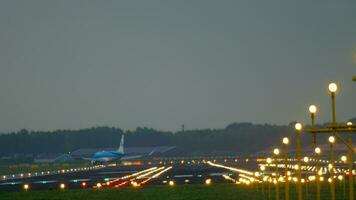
[[0, 160, 354, 200], [0, 184, 264, 200]]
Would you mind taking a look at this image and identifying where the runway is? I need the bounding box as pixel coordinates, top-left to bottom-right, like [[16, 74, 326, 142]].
[[0, 162, 237, 191]]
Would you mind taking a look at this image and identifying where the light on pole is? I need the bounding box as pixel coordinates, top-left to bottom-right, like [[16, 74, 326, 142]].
[[315, 147, 322, 200], [282, 137, 290, 200], [273, 148, 280, 156], [282, 137, 289, 145], [260, 165, 266, 195], [295, 122, 303, 200], [267, 155, 273, 200], [303, 156, 310, 199], [338, 174, 346, 198], [260, 165, 266, 171], [328, 82, 338, 200], [309, 105, 317, 147], [346, 121, 354, 200], [340, 155, 347, 163], [328, 135, 336, 200], [273, 148, 280, 200], [328, 82, 337, 124], [328, 136, 335, 144], [308, 104, 320, 200]]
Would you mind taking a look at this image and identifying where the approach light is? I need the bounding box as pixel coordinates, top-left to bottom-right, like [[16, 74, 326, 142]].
[[341, 155, 347, 163], [328, 136, 335, 144], [273, 148, 280, 155], [81, 182, 87, 187], [318, 170, 323, 176], [315, 147, 321, 154], [282, 137, 289, 145], [131, 182, 140, 187], [338, 175, 343, 181], [23, 184, 29, 191], [309, 105, 317, 114], [328, 83, 338, 93], [295, 123, 302, 131], [59, 183, 66, 190], [308, 176, 315, 181], [328, 164, 333, 169]]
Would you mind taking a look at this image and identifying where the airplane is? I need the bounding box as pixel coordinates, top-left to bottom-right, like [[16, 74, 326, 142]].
[[83, 135, 155, 164]]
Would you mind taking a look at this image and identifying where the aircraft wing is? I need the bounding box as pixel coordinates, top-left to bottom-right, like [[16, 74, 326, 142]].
[[120, 155, 145, 161], [120, 147, 158, 161], [82, 157, 101, 161]]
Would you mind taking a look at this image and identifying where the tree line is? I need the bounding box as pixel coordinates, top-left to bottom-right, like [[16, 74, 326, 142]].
[[0, 119, 355, 157]]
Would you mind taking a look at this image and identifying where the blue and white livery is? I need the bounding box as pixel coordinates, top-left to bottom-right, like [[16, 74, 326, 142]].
[[83, 135, 152, 163]]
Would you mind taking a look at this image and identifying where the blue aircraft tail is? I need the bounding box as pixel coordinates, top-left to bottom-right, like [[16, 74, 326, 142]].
[[117, 134, 124, 154]]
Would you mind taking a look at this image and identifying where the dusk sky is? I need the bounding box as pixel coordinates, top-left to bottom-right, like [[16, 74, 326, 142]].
[[0, 0, 355, 132]]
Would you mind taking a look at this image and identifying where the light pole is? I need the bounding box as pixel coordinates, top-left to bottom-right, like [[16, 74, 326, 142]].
[[338, 175, 346, 199], [282, 137, 290, 200], [303, 157, 309, 200], [328, 83, 337, 123], [268, 177, 272, 200], [328, 82, 338, 200], [340, 156, 347, 199], [308, 105, 320, 200], [315, 147, 322, 200], [309, 105, 317, 146], [328, 135, 336, 200], [260, 165, 266, 196], [273, 148, 280, 200], [295, 122, 303, 200], [346, 122, 354, 200], [267, 158, 272, 200]]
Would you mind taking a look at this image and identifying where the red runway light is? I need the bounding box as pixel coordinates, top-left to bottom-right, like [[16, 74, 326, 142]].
[[81, 182, 87, 187]]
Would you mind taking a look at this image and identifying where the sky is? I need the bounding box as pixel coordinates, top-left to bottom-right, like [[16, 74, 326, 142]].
[[0, 0, 355, 133]]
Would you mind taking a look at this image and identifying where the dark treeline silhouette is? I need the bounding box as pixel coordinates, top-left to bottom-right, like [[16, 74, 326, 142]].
[[0, 119, 355, 157]]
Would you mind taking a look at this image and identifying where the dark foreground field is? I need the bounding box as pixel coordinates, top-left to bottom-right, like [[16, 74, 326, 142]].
[[0, 183, 354, 200], [0, 184, 268, 200]]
